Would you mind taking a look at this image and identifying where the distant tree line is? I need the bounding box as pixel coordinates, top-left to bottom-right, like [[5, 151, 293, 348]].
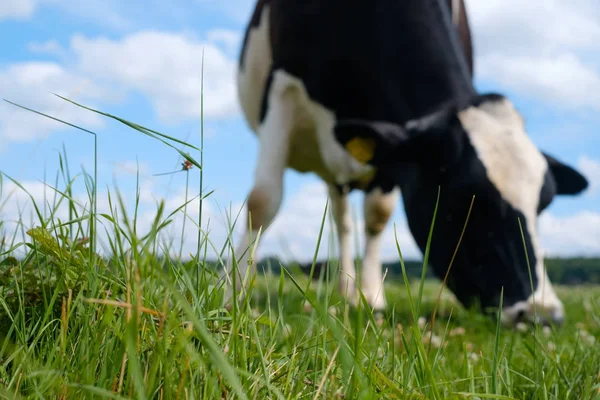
[[252, 257, 600, 285], [544, 257, 600, 285]]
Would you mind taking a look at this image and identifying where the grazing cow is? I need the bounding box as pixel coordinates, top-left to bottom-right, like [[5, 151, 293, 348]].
[[225, 0, 588, 325]]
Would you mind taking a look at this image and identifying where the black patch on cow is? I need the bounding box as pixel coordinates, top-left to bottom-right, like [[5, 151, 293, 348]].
[[538, 169, 557, 213], [259, 68, 275, 124], [365, 170, 398, 194], [334, 170, 398, 197], [471, 92, 507, 107], [263, 0, 476, 125]]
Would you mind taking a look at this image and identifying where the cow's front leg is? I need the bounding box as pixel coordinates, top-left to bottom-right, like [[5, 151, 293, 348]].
[[328, 184, 357, 306], [361, 186, 399, 311], [221, 84, 293, 305]]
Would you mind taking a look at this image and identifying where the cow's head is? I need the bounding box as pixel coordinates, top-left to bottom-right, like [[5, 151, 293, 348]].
[[334, 93, 588, 326]]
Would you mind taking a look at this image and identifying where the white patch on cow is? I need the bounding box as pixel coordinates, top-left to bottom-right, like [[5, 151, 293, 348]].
[[458, 97, 564, 324], [237, 4, 273, 133]]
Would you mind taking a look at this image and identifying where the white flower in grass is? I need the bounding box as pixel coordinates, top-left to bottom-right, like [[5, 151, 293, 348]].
[[303, 301, 313, 313], [396, 323, 404, 335], [577, 329, 597, 346], [422, 332, 443, 349], [516, 322, 528, 332], [450, 327, 466, 337], [542, 326, 552, 337]]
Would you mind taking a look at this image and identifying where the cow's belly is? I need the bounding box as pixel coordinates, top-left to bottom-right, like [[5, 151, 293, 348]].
[[285, 99, 376, 187], [284, 108, 374, 187]]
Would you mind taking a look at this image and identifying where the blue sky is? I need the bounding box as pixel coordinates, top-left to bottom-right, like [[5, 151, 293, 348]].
[[1, 0, 599, 262]]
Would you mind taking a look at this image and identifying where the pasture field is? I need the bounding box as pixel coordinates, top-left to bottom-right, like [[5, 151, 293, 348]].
[[0, 246, 599, 400], [0, 98, 599, 400]]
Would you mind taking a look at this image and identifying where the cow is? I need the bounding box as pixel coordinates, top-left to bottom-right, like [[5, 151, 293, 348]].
[[223, 0, 589, 325]]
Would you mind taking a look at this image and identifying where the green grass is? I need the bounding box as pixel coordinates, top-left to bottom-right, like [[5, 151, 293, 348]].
[[0, 94, 599, 400]]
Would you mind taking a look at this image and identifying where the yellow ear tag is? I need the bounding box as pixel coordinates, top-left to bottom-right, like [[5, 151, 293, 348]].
[[345, 137, 376, 164]]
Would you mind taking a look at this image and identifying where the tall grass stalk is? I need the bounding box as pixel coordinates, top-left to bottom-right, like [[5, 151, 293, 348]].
[[197, 48, 206, 292]]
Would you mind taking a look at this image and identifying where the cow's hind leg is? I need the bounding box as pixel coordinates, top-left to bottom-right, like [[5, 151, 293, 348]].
[[328, 184, 358, 306], [221, 84, 294, 304], [361, 186, 399, 311]]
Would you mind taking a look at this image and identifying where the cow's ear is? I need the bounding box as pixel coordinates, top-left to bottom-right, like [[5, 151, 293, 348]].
[[542, 152, 588, 195], [334, 120, 412, 166], [335, 104, 464, 167]]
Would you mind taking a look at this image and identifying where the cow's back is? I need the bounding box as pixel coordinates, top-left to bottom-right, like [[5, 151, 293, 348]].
[[239, 0, 474, 130]]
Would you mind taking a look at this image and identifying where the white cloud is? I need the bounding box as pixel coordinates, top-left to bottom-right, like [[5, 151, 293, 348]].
[[0, 0, 36, 20], [70, 31, 240, 123], [2, 28, 240, 146], [0, 180, 57, 225], [0, 62, 108, 145], [469, 0, 600, 56], [113, 160, 152, 176], [478, 53, 600, 111], [468, 0, 600, 110], [194, 0, 255, 23], [207, 29, 243, 55], [27, 40, 66, 57], [540, 211, 600, 257], [2, 0, 186, 31], [40, 0, 131, 31], [578, 156, 600, 196]]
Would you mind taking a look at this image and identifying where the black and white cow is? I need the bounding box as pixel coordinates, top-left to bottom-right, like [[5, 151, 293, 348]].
[[225, 0, 588, 325]]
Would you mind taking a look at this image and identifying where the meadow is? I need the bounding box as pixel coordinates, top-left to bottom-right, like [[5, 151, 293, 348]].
[[0, 96, 599, 400]]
